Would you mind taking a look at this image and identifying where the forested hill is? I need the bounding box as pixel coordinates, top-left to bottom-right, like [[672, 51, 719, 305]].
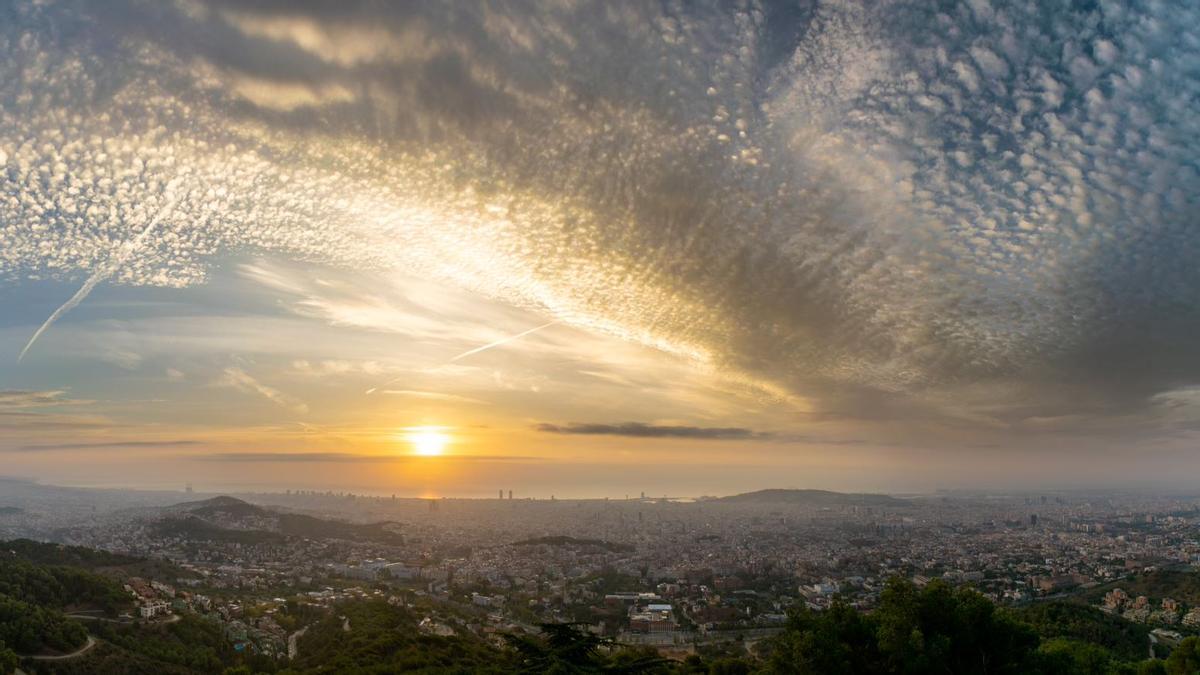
[[3, 538, 1200, 674], [715, 489, 908, 507], [0, 540, 131, 660], [151, 496, 404, 545]]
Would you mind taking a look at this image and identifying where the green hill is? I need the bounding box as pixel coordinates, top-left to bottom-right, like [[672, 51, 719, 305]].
[[290, 599, 510, 673], [160, 496, 404, 545], [0, 543, 132, 657], [512, 536, 633, 553], [152, 516, 287, 545], [1015, 601, 1151, 661], [1082, 570, 1200, 607], [717, 489, 907, 507]]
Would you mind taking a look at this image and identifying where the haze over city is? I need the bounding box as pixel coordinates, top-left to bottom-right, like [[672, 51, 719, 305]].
[[3, 0, 1200, 498]]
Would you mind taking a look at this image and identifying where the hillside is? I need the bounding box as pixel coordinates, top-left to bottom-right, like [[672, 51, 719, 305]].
[[290, 599, 510, 673], [716, 489, 907, 507], [1081, 570, 1200, 607], [0, 542, 133, 657], [512, 536, 633, 553], [1, 539, 140, 569], [152, 516, 286, 545], [155, 496, 404, 545], [1015, 601, 1151, 661], [2, 538, 193, 582]]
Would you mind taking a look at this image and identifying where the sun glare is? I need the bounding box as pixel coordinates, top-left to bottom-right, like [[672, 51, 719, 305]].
[[406, 428, 450, 456]]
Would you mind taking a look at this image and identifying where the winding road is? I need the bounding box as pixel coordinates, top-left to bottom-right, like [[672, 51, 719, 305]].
[[23, 635, 97, 661]]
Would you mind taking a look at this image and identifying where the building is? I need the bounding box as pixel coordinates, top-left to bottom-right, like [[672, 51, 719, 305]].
[[140, 600, 171, 619], [629, 604, 676, 633], [1103, 588, 1129, 611]]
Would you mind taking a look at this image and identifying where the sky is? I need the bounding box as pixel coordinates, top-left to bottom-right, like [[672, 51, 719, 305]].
[[2, 0, 1200, 497]]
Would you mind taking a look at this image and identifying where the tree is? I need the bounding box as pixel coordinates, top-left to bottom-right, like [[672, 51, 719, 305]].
[[505, 623, 667, 673], [1166, 637, 1200, 675], [1137, 659, 1168, 675], [766, 578, 1041, 674], [770, 598, 879, 674], [1036, 638, 1116, 675], [0, 641, 16, 675]]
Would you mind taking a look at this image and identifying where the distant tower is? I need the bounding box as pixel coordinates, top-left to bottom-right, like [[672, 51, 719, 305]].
[[429, 499, 439, 512], [640, 491, 646, 500], [1030, 514, 1039, 526], [499, 489, 504, 500], [508, 490, 513, 500], [185, 482, 193, 494]]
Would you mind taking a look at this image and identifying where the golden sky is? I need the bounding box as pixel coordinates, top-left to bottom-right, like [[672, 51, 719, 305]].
[[4, 1, 1200, 495]]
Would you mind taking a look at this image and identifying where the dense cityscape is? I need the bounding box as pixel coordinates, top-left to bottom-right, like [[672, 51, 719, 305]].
[[3, 477, 1200, 671]]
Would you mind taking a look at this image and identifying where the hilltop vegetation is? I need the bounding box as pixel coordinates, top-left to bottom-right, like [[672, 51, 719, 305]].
[[153, 516, 287, 545], [1, 539, 140, 569], [37, 614, 237, 675], [0, 594, 87, 655], [286, 599, 509, 673], [155, 497, 404, 545], [1084, 570, 1200, 607], [1, 538, 189, 582], [716, 489, 907, 507], [512, 536, 634, 553], [0, 535, 1195, 675], [0, 541, 131, 658], [1015, 601, 1151, 662]]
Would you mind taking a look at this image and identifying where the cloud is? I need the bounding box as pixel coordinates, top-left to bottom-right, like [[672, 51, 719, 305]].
[[0, 390, 89, 409], [0, 391, 110, 432], [536, 422, 770, 441], [216, 367, 308, 414], [1, 0, 1199, 438], [17, 440, 201, 451], [378, 390, 489, 405], [536, 421, 869, 445], [196, 452, 535, 463]]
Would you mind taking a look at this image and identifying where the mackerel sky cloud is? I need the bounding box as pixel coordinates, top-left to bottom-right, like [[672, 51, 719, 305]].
[[2, 0, 1199, 493]]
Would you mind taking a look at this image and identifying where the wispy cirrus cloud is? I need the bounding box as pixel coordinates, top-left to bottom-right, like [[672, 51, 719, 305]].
[[537, 422, 765, 440], [0, 390, 91, 409], [216, 367, 308, 415], [378, 390, 490, 405], [196, 452, 537, 463], [536, 421, 870, 446], [17, 440, 201, 452]]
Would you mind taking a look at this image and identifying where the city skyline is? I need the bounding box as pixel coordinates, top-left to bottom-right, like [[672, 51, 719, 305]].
[[4, 1, 1200, 497]]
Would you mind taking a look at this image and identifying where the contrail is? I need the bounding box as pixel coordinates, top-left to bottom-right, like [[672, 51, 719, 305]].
[[18, 192, 184, 362], [365, 320, 558, 394], [446, 320, 559, 362]]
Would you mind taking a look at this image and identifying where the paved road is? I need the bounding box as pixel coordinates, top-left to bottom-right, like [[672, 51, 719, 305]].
[[23, 635, 97, 661], [288, 626, 309, 660]]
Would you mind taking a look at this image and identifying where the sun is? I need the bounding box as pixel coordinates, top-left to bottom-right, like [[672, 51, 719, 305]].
[[406, 428, 450, 456]]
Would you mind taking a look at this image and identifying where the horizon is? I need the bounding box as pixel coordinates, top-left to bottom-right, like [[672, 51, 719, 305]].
[[8, 475, 1200, 503]]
